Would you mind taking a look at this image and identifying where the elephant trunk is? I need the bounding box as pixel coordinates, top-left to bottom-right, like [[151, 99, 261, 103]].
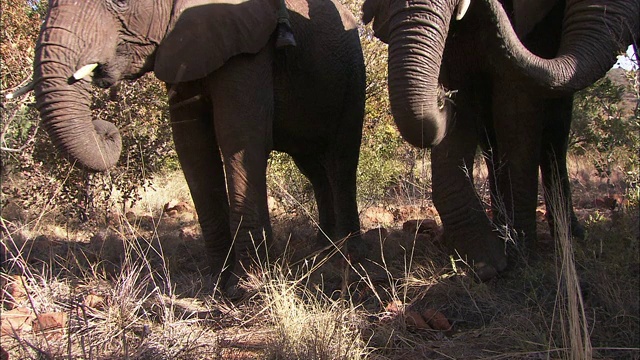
[[386, 0, 455, 148], [34, 13, 122, 172], [487, 0, 639, 93]]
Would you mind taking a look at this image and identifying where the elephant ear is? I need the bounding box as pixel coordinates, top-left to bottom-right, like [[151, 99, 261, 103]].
[[154, 0, 277, 83], [362, 0, 390, 43], [512, 0, 558, 37]]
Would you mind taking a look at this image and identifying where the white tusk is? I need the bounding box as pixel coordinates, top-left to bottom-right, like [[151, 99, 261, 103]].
[[455, 0, 471, 20], [5, 80, 35, 99], [72, 63, 98, 80]]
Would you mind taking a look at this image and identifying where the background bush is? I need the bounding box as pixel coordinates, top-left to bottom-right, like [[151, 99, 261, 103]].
[[571, 69, 640, 204], [1, 1, 174, 223]]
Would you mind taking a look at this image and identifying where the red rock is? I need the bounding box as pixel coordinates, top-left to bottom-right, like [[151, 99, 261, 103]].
[[422, 308, 452, 333], [385, 300, 403, 314], [405, 310, 430, 329], [362, 207, 395, 228], [83, 294, 105, 310], [1, 275, 28, 309], [179, 226, 200, 242], [125, 211, 137, 222], [593, 195, 625, 210], [393, 205, 437, 222], [32, 312, 67, 333], [1, 307, 35, 336], [164, 200, 191, 216]]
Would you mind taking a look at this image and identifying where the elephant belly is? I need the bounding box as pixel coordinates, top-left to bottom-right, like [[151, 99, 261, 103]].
[[272, 116, 331, 155]]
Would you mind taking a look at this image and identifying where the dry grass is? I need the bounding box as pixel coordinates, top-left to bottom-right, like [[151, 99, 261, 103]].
[[254, 263, 368, 359], [545, 169, 592, 360], [1, 153, 639, 359]]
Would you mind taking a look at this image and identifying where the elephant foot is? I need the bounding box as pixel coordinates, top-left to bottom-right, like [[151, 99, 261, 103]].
[[220, 257, 260, 301], [222, 273, 249, 301], [205, 252, 250, 301], [314, 232, 366, 263], [446, 230, 507, 282], [547, 214, 585, 241], [345, 236, 366, 263]]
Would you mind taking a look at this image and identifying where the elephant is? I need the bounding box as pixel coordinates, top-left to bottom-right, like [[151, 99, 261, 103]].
[[363, 0, 639, 280], [31, 0, 366, 295]]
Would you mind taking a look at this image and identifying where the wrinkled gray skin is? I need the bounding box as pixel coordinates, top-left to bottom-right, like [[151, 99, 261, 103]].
[[363, 0, 639, 280], [33, 0, 365, 295]]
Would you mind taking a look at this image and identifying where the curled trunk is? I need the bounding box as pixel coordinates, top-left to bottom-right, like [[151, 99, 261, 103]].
[[35, 80, 122, 172], [487, 0, 639, 92], [34, 15, 122, 172], [387, 0, 456, 148]]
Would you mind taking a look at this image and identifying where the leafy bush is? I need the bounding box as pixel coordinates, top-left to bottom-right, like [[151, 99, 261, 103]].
[[571, 69, 640, 203], [267, 152, 315, 210], [1, 1, 175, 222], [1, 0, 41, 166], [357, 26, 408, 201]]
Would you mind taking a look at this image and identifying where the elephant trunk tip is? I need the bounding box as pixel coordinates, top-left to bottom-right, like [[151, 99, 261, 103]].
[[41, 107, 123, 172], [78, 119, 123, 172], [393, 103, 451, 148], [391, 88, 453, 148]]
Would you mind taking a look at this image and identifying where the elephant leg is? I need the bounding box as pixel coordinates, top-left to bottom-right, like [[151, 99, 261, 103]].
[[291, 155, 337, 244], [325, 146, 363, 262], [168, 82, 233, 283], [540, 96, 585, 240], [292, 148, 363, 261], [483, 132, 519, 241], [208, 51, 274, 296], [479, 125, 503, 226], [491, 85, 544, 252], [432, 103, 507, 281]]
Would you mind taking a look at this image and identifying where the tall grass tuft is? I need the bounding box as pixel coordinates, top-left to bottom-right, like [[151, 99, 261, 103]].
[[257, 262, 368, 360], [546, 170, 592, 360]]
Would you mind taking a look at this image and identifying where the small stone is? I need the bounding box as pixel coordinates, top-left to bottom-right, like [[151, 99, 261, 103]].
[[405, 310, 430, 329], [83, 294, 105, 310], [1, 307, 35, 336], [422, 308, 452, 333], [32, 312, 67, 333]]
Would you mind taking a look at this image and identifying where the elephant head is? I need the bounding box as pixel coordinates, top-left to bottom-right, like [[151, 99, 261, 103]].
[[362, 0, 639, 148], [33, 0, 278, 171]]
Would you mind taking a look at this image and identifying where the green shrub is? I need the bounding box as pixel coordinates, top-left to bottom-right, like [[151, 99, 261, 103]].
[[571, 70, 640, 204], [267, 152, 315, 209]]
